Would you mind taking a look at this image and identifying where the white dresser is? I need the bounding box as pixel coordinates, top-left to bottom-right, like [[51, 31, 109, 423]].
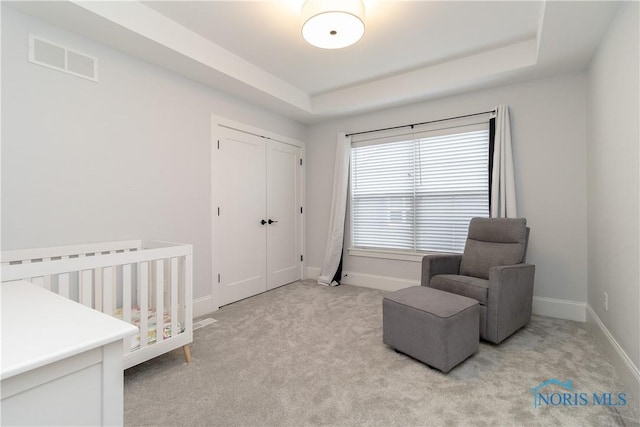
[[1, 281, 138, 426]]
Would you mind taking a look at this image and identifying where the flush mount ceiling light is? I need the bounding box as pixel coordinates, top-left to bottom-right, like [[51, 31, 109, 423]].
[[301, 0, 365, 49]]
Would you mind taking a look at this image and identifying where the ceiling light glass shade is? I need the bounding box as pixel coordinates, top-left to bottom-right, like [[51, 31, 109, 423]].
[[301, 0, 365, 49]]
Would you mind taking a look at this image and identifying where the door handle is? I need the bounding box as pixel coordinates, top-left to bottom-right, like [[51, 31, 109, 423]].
[[268, 219, 278, 224], [260, 219, 267, 225]]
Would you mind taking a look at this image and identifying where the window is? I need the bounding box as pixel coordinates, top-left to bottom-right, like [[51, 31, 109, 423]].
[[351, 123, 489, 254]]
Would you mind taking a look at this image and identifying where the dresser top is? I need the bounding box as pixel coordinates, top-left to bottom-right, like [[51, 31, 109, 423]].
[[1, 281, 137, 379]]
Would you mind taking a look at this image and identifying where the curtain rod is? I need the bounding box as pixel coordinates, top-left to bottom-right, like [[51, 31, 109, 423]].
[[346, 109, 496, 138]]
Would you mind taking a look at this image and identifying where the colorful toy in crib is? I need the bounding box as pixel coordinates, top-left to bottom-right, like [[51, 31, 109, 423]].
[[113, 307, 184, 350]]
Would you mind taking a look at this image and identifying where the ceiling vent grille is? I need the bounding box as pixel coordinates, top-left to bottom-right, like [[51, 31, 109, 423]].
[[28, 34, 98, 82]]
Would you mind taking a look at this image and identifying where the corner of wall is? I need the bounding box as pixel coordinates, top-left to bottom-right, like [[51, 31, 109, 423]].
[[304, 266, 321, 280], [532, 297, 586, 322], [586, 305, 640, 404], [193, 295, 218, 318]]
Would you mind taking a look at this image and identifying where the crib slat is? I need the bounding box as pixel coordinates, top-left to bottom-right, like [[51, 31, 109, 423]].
[[31, 276, 44, 288], [43, 275, 52, 291], [58, 273, 70, 298], [170, 257, 178, 338], [123, 265, 132, 322], [113, 266, 118, 313], [78, 254, 92, 308], [123, 264, 132, 352], [178, 257, 186, 326], [155, 260, 164, 345], [184, 253, 193, 337], [80, 270, 93, 307], [103, 266, 114, 315], [139, 261, 149, 349], [41, 258, 52, 290], [163, 259, 170, 315], [95, 267, 103, 312]]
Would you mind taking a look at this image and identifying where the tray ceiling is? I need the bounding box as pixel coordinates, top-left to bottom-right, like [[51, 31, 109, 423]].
[[6, 1, 621, 123]]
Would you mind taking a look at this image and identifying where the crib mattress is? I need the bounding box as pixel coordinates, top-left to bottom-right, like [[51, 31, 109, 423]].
[[113, 307, 183, 351]]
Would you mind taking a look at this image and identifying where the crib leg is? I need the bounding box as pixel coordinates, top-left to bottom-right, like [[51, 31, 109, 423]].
[[182, 345, 192, 363]]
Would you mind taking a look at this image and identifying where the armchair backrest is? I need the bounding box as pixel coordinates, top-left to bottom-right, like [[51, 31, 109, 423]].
[[459, 217, 529, 279]]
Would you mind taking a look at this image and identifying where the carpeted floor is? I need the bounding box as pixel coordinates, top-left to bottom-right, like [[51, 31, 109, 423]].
[[124, 280, 639, 426]]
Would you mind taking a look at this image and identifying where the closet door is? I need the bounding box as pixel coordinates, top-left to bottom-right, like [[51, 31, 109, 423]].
[[216, 128, 267, 306], [215, 127, 302, 307], [266, 141, 302, 290]]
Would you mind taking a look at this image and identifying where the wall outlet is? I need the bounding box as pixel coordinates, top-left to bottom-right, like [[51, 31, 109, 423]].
[[603, 292, 609, 312]]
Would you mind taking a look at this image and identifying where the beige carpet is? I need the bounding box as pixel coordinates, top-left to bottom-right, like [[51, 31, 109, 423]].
[[124, 280, 639, 426]]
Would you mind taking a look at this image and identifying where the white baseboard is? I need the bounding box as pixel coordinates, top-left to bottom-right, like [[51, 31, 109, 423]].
[[340, 271, 589, 323], [532, 296, 586, 322], [193, 295, 218, 318], [586, 305, 640, 402], [341, 271, 419, 292], [304, 266, 321, 280]]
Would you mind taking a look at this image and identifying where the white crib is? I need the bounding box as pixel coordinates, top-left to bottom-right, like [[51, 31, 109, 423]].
[[1, 240, 193, 369]]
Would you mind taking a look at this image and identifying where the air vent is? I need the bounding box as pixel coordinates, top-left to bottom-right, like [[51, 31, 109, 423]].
[[29, 34, 98, 82]]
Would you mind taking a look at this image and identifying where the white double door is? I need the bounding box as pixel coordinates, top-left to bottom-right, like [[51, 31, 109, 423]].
[[215, 127, 302, 306]]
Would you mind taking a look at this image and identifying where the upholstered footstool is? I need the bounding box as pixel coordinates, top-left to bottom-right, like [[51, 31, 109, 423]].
[[383, 286, 479, 373]]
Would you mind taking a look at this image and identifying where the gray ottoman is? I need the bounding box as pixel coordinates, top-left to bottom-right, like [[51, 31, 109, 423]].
[[383, 286, 479, 373]]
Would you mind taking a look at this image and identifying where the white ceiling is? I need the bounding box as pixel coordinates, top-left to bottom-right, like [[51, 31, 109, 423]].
[[143, 1, 541, 95], [7, 1, 621, 123]]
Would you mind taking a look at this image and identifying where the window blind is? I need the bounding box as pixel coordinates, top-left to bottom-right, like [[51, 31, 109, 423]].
[[351, 127, 489, 253]]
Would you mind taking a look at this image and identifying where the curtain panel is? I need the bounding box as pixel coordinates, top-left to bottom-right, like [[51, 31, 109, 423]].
[[318, 133, 351, 286], [490, 105, 518, 218]]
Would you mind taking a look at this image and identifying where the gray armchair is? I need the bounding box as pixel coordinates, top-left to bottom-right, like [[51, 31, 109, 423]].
[[421, 217, 535, 344]]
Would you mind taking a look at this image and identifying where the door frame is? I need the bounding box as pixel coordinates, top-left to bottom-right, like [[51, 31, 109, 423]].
[[209, 115, 305, 312]]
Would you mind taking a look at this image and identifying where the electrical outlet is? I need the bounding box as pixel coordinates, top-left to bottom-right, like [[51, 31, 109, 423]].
[[603, 292, 609, 312]]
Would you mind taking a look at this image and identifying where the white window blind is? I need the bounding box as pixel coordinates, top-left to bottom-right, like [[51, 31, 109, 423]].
[[351, 125, 489, 254]]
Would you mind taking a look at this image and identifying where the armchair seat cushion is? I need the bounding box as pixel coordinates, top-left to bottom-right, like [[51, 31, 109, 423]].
[[429, 274, 489, 305]]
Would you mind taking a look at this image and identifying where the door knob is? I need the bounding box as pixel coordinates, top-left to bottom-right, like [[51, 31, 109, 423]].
[[260, 219, 267, 225], [268, 219, 278, 224]]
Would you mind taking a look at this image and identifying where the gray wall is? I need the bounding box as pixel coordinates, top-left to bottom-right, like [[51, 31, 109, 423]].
[[587, 2, 639, 370], [1, 6, 307, 308], [306, 72, 589, 307]]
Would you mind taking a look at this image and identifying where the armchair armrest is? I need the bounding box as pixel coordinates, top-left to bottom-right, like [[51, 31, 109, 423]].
[[486, 263, 536, 343], [421, 254, 462, 287]]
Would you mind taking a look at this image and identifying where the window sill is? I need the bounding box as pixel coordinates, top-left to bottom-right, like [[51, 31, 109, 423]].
[[348, 248, 461, 262], [347, 248, 426, 262]]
